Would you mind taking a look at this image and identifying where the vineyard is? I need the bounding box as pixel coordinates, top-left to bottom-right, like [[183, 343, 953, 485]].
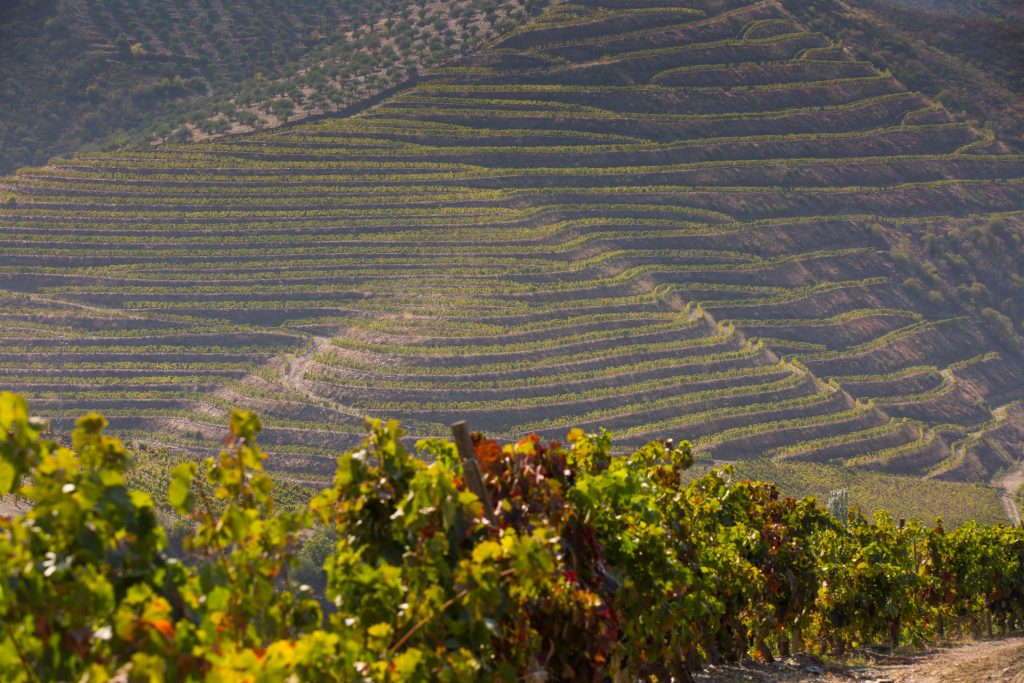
[[2, 391, 1024, 681], [2, 0, 1022, 520]]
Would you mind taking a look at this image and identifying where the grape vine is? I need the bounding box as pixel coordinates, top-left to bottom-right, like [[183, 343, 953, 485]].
[[0, 391, 1021, 681]]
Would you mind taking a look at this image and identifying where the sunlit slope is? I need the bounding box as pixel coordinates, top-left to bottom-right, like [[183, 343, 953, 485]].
[[1, 0, 1022, 488]]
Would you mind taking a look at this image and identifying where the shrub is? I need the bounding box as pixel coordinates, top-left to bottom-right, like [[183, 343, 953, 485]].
[[169, 126, 193, 143], [902, 277, 924, 296], [980, 307, 1023, 354], [926, 289, 946, 307]]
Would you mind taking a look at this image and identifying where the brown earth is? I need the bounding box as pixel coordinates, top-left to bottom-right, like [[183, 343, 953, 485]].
[[996, 464, 1023, 526], [695, 638, 1024, 682]]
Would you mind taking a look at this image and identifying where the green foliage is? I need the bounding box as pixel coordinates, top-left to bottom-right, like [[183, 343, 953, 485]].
[[981, 307, 1024, 355], [2, 393, 1024, 680], [0, 393, 169, 681]]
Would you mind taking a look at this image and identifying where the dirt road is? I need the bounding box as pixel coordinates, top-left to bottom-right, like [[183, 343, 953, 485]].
[[696, 638, 1024, 682], [996, 465, 1023, 526], [885, 638, 1024, 682]]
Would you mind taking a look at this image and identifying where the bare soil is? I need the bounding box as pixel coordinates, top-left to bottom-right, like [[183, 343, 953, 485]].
[[996, 464, 1023, 526], [0, 495, 30, 517], [694, 638, 1024, 682]]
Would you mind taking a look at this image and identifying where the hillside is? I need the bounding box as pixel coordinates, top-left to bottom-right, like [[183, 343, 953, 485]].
[[783, 0, 1024, 150], [0, 0, 539, 175], [2, 0, 1024, 517], [4, 0, 1021, 172], [887, 0, 1024, 21]]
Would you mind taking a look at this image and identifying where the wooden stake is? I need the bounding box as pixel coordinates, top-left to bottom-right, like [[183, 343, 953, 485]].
[[451, 421, 497, 526]]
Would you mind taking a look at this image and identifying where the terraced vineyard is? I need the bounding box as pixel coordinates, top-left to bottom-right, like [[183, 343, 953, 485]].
[[2, 0, 1023, 504]]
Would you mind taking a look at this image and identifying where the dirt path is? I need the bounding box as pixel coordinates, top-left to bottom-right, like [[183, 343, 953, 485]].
[[696, 638, 1024, 682], [996, 464, 1023, 526], [885, 638, 1024, 682], [275, 335, 366, 421], [279, 335, 332, 393]]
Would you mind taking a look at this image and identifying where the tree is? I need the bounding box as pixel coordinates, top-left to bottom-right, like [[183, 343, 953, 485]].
[[169, 126, 193, 143], [981, 307, 1023, 354], [270, 97, 296, 122]]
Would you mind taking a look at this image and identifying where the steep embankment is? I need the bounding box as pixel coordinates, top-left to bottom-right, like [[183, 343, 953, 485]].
[[0, 0, 1022, 513]]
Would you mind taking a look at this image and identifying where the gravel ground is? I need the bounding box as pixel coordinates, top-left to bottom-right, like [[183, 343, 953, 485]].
[[694, 637, 1024, 682]]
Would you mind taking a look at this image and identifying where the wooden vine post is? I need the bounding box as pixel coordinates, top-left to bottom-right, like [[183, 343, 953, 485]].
[[450, 421, 498, 526]]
